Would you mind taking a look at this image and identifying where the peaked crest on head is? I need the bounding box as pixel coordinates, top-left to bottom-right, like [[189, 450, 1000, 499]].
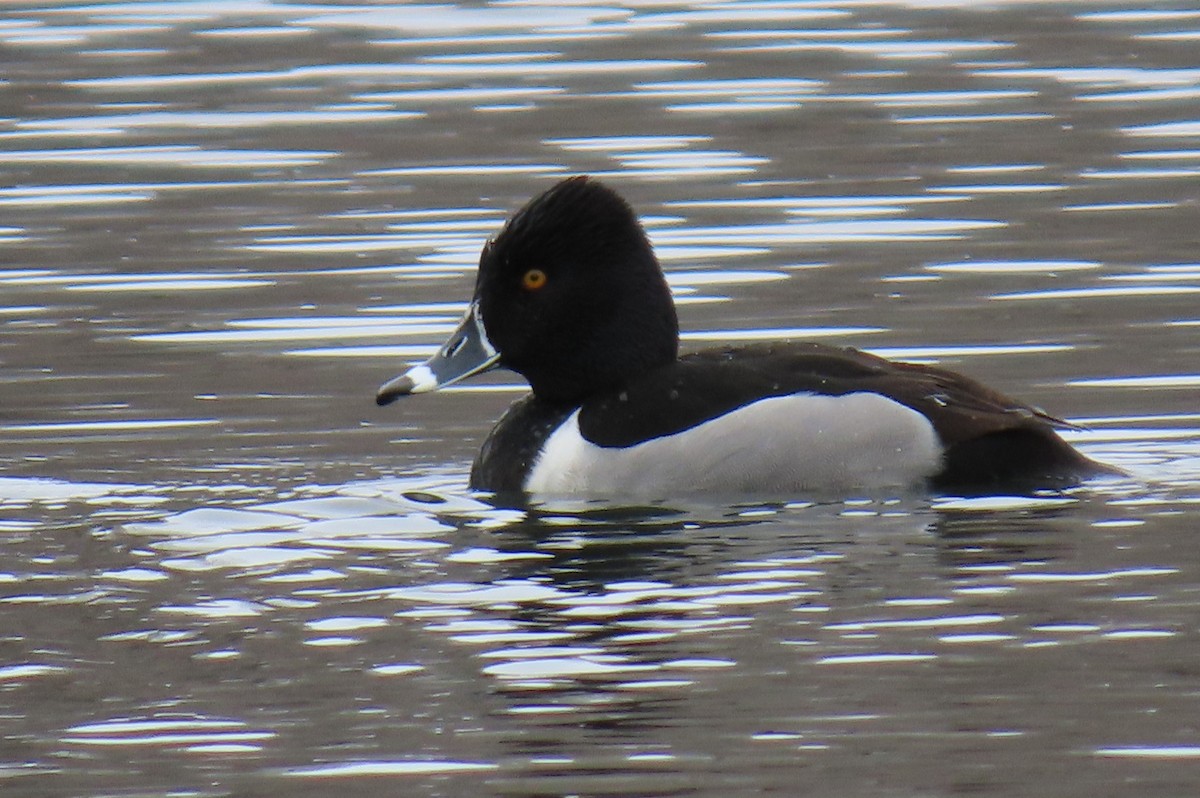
[[488, 175, 643, 265]]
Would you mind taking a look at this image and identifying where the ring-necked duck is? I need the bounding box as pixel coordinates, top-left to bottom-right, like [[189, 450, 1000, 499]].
[[377, 176, 1113, 497]]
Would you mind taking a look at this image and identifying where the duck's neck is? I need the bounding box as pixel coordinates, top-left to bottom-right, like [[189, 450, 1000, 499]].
[[528, 266, 678, 406]]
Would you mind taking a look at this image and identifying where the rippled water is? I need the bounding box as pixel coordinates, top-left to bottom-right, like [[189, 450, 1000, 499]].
[[3, 1, 1199, 796]]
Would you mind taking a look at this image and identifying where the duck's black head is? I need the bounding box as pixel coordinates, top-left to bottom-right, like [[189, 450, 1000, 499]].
[[376, 176, 679, 407], [475, 176, 679, 403]]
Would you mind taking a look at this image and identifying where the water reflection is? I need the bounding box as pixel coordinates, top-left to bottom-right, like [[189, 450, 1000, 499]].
[[62, 716, 276, 752], [4, 0, 1200, 795], [19, 108, 422, 133], [0, 145, 337, 168], [2, 461, 1197, 792]]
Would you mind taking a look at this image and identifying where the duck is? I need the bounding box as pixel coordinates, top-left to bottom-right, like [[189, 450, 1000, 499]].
[[376, 175, 1112, 497]]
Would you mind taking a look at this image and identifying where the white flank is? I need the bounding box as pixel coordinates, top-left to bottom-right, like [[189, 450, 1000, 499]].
[[524, 392, 942, 497]]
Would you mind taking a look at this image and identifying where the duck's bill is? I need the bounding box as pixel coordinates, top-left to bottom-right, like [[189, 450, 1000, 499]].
[[376, 302, 500, 406]]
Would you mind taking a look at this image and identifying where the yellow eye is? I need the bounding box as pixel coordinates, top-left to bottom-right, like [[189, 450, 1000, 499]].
[[521, 268, 548, 291]]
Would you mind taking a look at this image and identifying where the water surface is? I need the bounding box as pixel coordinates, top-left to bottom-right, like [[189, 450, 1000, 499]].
[[2, 2, 1199, 796]]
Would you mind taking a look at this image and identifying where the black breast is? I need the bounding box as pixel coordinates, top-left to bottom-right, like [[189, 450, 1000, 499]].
[[469, 395, 575, 493]]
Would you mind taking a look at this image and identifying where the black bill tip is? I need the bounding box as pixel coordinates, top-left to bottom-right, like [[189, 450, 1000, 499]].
[[375, 374, 418, 406]]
